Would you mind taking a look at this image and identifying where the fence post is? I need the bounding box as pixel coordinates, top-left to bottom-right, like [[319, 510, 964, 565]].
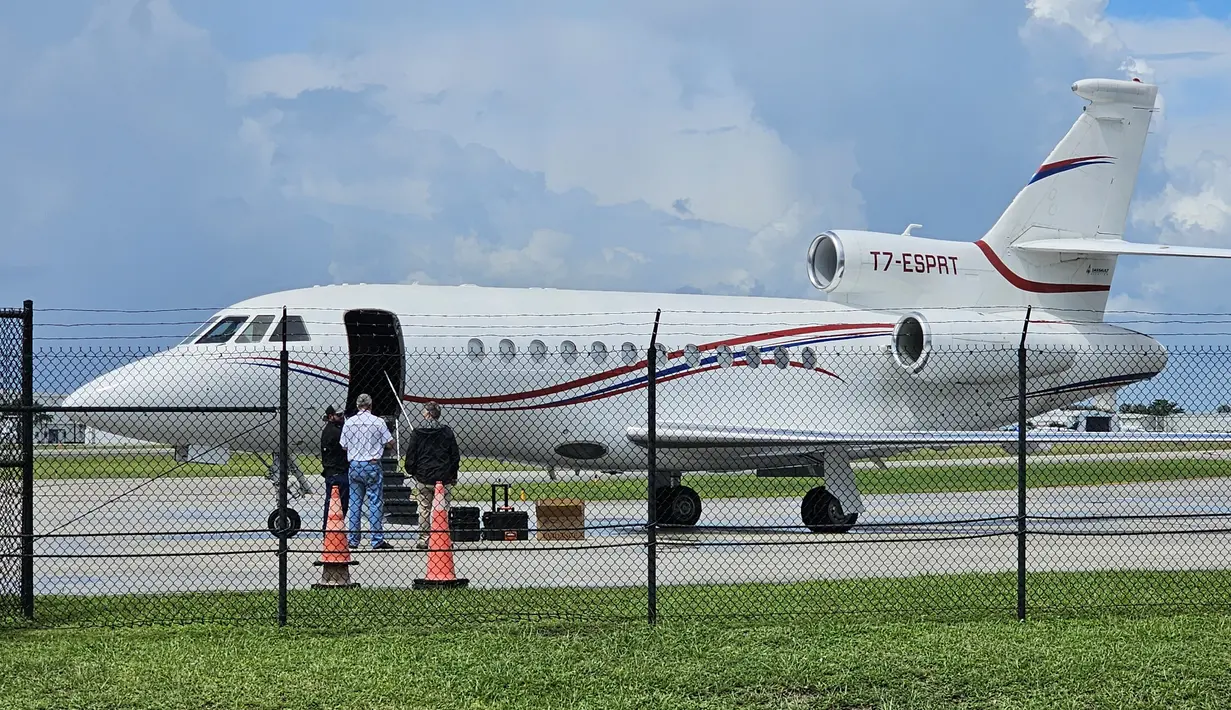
[[1017, 305, 1031, 622], [277, 306, 289, 627], [646, 309, 661, 626], [20, 299, 33, 621]]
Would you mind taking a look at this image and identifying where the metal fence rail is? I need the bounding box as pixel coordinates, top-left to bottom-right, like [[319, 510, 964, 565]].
[[0, 302, 30, 620], [4, 303, 1231, 627]]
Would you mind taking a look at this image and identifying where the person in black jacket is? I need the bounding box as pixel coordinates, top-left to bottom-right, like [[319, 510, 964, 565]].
[[319, 405, 350, 527], [404, 401, 461, 549]]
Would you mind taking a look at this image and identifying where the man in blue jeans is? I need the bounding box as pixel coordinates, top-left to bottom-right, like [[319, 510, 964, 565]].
[[339, 393, 395, 550]]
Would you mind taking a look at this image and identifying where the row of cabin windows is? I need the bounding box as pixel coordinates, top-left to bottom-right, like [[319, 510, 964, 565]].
[[182, 315, 312, 346], [466, 338, 819, 371]]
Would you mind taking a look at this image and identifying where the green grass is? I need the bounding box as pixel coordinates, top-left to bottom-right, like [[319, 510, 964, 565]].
[[450, 458, 1231, 502], [6, 571, 1231, 709], [32, 451, 1231, 501], [888, 441, 1231, 459], [19, 570, 1231, 629], [33, 453, 538, 480]]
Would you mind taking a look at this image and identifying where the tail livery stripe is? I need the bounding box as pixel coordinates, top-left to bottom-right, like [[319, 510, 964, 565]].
[[974, 240, 1111, 294], [1028, 155, 1116, 185]]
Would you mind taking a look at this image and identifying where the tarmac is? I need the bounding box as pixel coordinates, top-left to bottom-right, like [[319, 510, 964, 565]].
[[29, 454, 1231, 597]]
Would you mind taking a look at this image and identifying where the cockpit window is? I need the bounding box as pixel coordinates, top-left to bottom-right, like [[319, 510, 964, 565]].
[[179, 317, 219, 346], [236, 315, 275, 343], [196, 316, 248, 345], [269, 315, 311, 342]]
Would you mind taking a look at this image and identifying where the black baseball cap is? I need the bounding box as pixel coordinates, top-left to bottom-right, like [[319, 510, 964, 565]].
[[323, 405, 340, 420]]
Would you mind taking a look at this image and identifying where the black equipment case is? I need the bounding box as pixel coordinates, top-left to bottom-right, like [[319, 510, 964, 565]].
[[482, 484, 529, 541], [449, 505, 482, 542]]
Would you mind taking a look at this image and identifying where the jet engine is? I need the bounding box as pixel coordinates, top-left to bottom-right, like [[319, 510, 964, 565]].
[[889, 309, 1082, 384], [806, 229, 976, 310]]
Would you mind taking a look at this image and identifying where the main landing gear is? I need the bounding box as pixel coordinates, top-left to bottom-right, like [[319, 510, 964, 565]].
[[800, 486, 859, 534], [649, 460, 863, 533], [653, 485, 702, 527]]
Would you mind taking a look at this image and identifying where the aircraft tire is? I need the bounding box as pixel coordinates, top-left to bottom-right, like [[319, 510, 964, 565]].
[[801, 487, 858, 534], [655, 486, 702, 527]]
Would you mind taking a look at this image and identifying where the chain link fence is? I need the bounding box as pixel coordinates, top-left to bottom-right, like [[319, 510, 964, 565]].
[[0, 304, 28, 620], [4, 307, 1231, 627]]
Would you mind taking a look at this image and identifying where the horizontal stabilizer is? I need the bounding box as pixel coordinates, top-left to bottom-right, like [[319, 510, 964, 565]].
[[626, 422, 1231, 448], [1014, 239, 1231, 260]]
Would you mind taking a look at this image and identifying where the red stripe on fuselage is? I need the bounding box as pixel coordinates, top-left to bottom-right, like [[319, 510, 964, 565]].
[[974, 240, 1110, 294]]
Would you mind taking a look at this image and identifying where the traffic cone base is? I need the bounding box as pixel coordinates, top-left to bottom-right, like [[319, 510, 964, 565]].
[[414, 481, 469, 591], [313, 486, 360, 590]]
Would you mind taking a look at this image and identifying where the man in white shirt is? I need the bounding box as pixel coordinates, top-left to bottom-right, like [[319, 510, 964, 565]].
[[339, 393, 395, 550]]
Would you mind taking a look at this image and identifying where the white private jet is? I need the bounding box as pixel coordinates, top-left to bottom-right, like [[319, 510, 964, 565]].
[[64, 78, 1231, 532]]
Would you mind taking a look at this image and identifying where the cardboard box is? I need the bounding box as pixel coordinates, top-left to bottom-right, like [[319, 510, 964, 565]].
[[535, 498, 585, 541]]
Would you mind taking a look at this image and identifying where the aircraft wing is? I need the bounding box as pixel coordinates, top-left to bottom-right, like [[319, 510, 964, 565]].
[[625, 421, 1231, 448]]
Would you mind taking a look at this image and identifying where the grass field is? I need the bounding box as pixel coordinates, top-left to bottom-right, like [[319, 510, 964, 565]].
[[31, 450, 1231, 501], [6, 571, 1231, 709]]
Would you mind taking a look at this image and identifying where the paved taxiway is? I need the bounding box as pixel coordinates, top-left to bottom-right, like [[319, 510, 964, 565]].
[[31, 461, 1231, 596]]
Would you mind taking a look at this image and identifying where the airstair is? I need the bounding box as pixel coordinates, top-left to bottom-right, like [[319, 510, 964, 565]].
[[381, 414, 419, 525]]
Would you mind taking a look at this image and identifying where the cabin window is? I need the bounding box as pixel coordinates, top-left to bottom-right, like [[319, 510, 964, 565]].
[[467, 338, 486, 358], [620, 342, 638, 365], [529, 339, 547, 362], [684, 344, 701, 368], [716, 344, 733, 368], [561, 340, 578, 364], [196, 316, 248, 345], [801, 347, 817, 370], [180, 317, 219, 346], [498, 339, 517, 361], [654, 343, 669, 369], [269, 315, 311, 342], [236, 315, 275, 344], [744, 345, 760, 368], [773, 346, 790, 369], [590, 341, 608, 364]]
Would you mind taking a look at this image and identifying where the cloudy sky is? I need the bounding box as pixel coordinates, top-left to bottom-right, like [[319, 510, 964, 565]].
[[2, 0, 1230, 344]]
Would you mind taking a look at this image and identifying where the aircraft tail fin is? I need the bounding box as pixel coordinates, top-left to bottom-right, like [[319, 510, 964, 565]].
[[970, 79, 1166, 320], [982, 78, 1159, 253]]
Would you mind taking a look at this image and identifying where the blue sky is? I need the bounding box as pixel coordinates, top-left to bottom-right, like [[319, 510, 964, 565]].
[[2, 1, 1231, 382]]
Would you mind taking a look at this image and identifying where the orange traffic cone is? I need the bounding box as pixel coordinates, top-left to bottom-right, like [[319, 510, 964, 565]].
[[312, 486, 360, 589], [413, 481, 469, 590]]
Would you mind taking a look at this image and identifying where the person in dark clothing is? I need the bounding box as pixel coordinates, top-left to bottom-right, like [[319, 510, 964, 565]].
[[403, 401, 461, 549], [319, 405, 350, 527]]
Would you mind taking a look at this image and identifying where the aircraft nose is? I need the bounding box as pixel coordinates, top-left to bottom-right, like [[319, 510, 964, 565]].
[[61, 369, 128, 433]]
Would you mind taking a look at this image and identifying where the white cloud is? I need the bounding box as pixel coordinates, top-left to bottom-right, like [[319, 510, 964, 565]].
[[285, 174, 435, 218], [1134, 162, 1231, 240], [11, 0, 1231, 324], [454, 229, 573, 286], [1021, 0, 1231, 327], [1024, 0, 1117, 46], [232, 18, 807, 234]]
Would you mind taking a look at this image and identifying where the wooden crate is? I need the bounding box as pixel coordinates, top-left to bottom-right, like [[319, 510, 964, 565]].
[[535, 498, 585, 541]]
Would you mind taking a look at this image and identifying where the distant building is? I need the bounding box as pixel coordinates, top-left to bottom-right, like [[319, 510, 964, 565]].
[[32, 392, 87, 445], [1158, 413, 1231, 434], [1028, 408, 1124, 432], [83, 428, 161, 447], [1029, 407, 1231, 436], [25, 392, 158, 447]]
